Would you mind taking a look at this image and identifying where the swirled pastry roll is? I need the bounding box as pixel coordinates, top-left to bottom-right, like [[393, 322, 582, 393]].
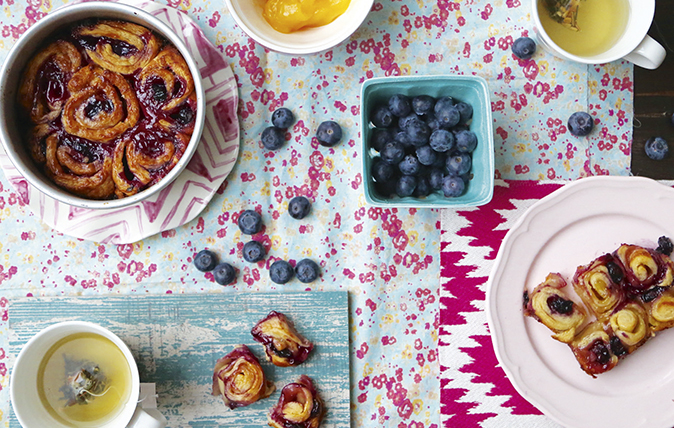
[[73, 20, 160, 75], [137, 47, 195, 112], [614, 244, 674, 296], [268, 375, 324, 428], [211, 345, 275, 410], [606, 302, 652, 355], [642, 287, 674, 332], [62, 64, 140, 143], [523, 273, 587, 343], [18, 40, 81, 124], [572, 253, 625, 317], [251, 311, 314, 367], [570, 321, 618, 378]]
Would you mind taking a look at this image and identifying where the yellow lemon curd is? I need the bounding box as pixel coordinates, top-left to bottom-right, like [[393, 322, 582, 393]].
[[263, 0, 351, 34]]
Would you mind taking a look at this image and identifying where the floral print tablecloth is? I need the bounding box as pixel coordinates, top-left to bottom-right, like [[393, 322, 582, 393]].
[[0, 0, 634, 427]]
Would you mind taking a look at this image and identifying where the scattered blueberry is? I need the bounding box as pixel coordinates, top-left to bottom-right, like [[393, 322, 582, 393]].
[[442, 175, 465, 197], [429, 168, 445, 190], [454, 102, 473, 125], [288, 196, 311, 219], [261, 126, 285, 150], [455, 130, 478, 153], [388, 94, 412, 117], [398, 154, 421, 176], [412, 95, 435, 116], [271, 107, 294, 129], [435, 103, 460, 129], [398, 113, 419, 130], [194, 249, 217, 272], [213, 262, 236, 285], [396, 175, 417, 197], [568, 112, 594, 137], [238, 210, 263, 235], [242, 240, 266, 263], [414, 176, 431, 197], [269, 260, 294, 284], [371, 105, 394, 128], [645, 137, 669, 160], [429, 129, 455, 153], [512, 37, 536, 60], [406, 117, 431, 146], [370, 128, 394, 152], [316, 121, 342, 147], [446, 152, 472, 175], [657, 236, 674, 256], [416, 145, 437, 166], [372, 158, 396, 182], [295, 258, 320, 283], [381, 141, 406, 165]]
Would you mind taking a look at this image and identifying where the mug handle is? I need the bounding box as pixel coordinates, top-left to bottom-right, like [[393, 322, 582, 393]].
[[622, 35, 666, 70], [126, 406, 167, 428]]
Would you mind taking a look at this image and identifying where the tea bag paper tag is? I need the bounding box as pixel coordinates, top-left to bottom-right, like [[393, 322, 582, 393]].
[[139, 383, 158, 409]]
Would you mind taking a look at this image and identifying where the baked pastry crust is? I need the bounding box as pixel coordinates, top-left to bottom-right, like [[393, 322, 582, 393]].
[[267, 375, 324, 428], [251, 311, 314, 367]]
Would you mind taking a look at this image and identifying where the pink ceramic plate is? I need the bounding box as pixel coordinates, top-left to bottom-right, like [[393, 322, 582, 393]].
[[0, 0, 240, 244]]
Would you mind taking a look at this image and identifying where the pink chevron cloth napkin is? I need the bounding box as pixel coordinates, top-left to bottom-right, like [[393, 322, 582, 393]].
[[440, 180, 563, 428]]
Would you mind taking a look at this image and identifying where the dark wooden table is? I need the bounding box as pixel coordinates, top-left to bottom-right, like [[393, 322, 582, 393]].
[[631, 0, 674, 179]]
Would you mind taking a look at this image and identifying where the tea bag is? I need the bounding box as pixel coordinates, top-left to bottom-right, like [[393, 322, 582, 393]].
[[60, 356, 109, 406], [545, 0, 583, 31]]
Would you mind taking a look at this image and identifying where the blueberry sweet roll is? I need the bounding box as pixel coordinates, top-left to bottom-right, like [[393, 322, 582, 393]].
[[268, 375, 324, 428], [606, 302, 652, 355], [572, 253, 625, 317], [523, 273, 587, 343], [570, 321, 619, 377], [614, 244, 674, 297], [73, 20, 160, 75], [641, 286, 674, 332], [211, 345, 275, 409], [136, 47, 195, 113], [251, 311, 314, 367]]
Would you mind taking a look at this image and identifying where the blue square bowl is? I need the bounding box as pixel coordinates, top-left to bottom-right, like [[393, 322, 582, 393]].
[[361, 75, 495, 208]]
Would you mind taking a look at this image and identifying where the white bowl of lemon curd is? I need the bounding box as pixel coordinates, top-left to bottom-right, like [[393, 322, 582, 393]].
[[225, 0, 374, 54]]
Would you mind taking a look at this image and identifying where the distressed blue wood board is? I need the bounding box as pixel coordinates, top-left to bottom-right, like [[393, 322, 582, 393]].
[[8, 292, 350, 427]]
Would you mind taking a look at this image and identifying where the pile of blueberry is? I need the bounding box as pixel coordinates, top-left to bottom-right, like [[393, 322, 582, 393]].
[[261, 107, 343, 150], [193, 208, 320, 285], [368, 93, 477, 199]]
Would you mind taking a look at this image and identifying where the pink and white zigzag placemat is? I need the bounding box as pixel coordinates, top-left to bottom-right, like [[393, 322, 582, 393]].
[[0, 0, 240, 245], [440, 180, 562, 428]]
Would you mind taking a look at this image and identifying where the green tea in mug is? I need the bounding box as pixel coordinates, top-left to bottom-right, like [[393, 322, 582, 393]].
[[538, 0, 630, 57], [37, 333, 133, 427]]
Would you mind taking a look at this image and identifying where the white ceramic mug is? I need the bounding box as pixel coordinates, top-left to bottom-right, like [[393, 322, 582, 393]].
[[532, 0, 666, 69], [10, 321, 166, 428]]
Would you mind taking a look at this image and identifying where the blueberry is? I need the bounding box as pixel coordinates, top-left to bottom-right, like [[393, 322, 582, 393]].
[[429, 129, 455, 153], [396, 175, 417, 197], [238, 210, 263, 235], [416, 145, 437, 166], [455, 130, 478, 153], [288, 196, 311, 219], [269, 260, 294, 284], [657, 236, 674, 256], [424, 112, 441, 131], [512, 37, 536, 60], [213, 262, 236, 285], [645, 137, 669, 160], [442, 175, 465, 197], [381, 141, 406, 165], [414, 176, 431, 197], [261, 126, 285, 150], [242, 240, 266, 263], [429, 168, 445, 190], [412, 95, 435, 116], [295, 258, 320, 283], [374, 179, 397, 198], [431, 150, 447, 168], [388, 94, 411, 117], [398, 113, 419, 130], [271, 107, 294, 129], [194, 249, 217, 272], [395, 130, 414, 149], [446, 152, 472, 175], [372, 158, 396, 182], [370, 128, 394, 152], [398, 154, 421, 175], [434, 99, 460, 129], [371, 105, 394, 128], [316, 121, 342, 147], [546, 295, 573, 314], [406, 117, 431, 146], [568, 112, 594, 137], [454, 102, 473, 125]]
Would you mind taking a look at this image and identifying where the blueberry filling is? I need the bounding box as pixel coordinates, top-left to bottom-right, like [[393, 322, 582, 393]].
[[606, 260, 624, 284], [547, 295, 574, 315], [590, 340, 611, 365], [152, 82, 168, 103], [170, 104, 194, 126], [609, 336, 627, 357], [84, 97, 113, 119], [656, 236, 673, 256], [641, 286, 664, 303]]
